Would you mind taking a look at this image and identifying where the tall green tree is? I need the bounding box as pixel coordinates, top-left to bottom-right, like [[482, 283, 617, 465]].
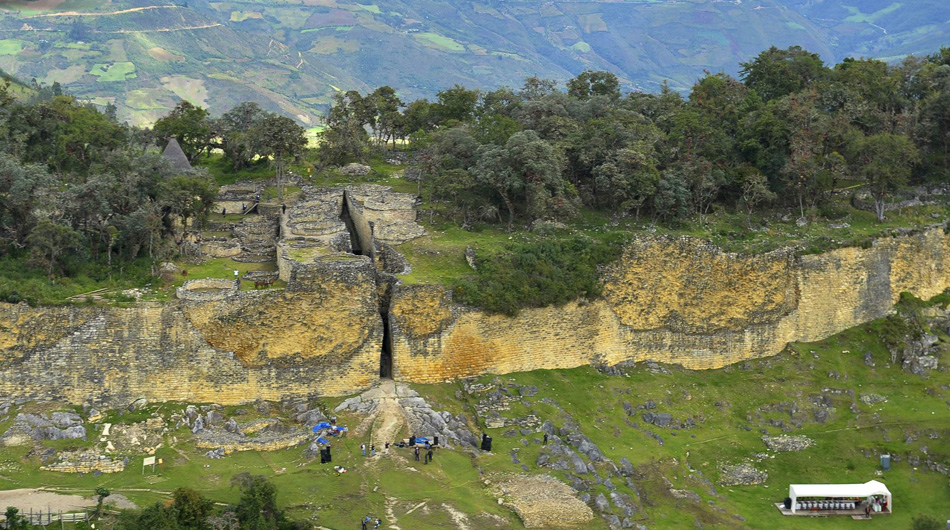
[[740, 46, 829, 102], [321, 91, 369, 164], [592, 147, 660, 219], [854, 132, 920, 221], [436, 85, 479, 124], [0, 154, 52, 246], [367, 86, 403, 149], [26, 218, 82, 279], [231, 474, 286, 530], [153, 101, 213, 163], [216, 102, 267, 170], [567, 70, 621, 101], [253, 114, 306, 200]]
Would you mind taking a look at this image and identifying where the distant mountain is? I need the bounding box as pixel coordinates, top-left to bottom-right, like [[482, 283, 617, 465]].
[[0, 0, 947, 126]]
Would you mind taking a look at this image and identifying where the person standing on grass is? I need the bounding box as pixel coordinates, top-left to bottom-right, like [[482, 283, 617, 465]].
[[414, 446, 420, 461], [427, 448, 434, 462], [361, 443, 366, 456], [543, 433, 548, 445], [371, 444, 375, 456]]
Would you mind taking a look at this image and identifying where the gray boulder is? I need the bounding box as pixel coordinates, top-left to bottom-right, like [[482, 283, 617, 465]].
[[594, 493, 610, 513], [206, 411, 224, 426], [192, 415, 205, 434], [51, 412, 82, 428]]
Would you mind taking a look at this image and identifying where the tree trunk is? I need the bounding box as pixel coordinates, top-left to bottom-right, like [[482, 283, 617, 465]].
[[500, 193, 515, 232], [874, 199, 886, 222]]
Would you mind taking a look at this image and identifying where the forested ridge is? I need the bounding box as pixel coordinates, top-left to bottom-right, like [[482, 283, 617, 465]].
[[321, 46, 950, 230], [0, 45, 949, 308]]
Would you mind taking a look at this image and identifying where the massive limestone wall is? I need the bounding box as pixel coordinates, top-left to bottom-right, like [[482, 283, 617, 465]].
[[0, 259, 383, 406], [0, 225, 947, 405], [390, 227, 950, 383]]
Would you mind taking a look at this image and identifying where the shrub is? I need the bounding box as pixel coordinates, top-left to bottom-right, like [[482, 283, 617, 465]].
[[453, 233, 626, 315], [911, 515, 942, 530]]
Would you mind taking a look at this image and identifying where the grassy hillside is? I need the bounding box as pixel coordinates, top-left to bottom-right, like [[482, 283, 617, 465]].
[[0, 292, 945, 529], [1, 0, 947, 125]]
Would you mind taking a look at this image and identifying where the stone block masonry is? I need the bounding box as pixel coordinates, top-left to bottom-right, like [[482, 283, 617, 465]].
[[0, 225, 948, 405], [0, 283, 383, 406], [390, 227, 950, 382]]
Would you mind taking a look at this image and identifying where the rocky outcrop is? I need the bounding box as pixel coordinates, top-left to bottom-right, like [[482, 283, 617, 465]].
[[490, 474, 595, 528], [1, 412, 85, 446]]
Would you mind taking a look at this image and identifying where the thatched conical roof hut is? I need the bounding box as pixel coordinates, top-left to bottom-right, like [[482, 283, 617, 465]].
[[161, 137, 192, 172]]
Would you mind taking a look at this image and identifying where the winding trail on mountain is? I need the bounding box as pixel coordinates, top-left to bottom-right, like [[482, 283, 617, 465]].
[[97, 24, 223, 34], [27, 5, 180, 18]]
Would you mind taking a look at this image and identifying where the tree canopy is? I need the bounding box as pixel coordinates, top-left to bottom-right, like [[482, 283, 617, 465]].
[[321, 46, 949, 230]]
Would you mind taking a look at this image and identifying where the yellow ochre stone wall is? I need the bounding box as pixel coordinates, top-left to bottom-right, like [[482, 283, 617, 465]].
[[391, 228, 950, 383], [0, 227, 948, 404], [0, 284, 382, 406]]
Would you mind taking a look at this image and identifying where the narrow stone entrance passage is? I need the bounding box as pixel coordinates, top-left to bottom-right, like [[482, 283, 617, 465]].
[[379, 313, 393, 378], [339, 189, 393, 379], [339, 195, 362, 255]]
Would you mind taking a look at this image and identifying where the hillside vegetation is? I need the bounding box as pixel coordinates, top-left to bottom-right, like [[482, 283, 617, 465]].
[[2, 45, 950, 311], [0, 0, 948, 124]]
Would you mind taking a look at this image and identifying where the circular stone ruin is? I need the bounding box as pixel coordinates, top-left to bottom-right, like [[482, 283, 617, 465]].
[[176, 278, 239, 301]]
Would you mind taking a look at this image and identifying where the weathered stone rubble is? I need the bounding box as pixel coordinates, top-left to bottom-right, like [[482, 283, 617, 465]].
[[41, 450, 126, 474], [339, 163, 371, 176], [762, 435, 814, 452], [335, 383, 479, 448], [1, 412, 85, 446], [461, 377, 647, 529], [178, 402, 312, 455], [490, 474, 594, 528], [893, 332, 941, 375], [859, 393, 888, 405], [719, 462, 768, 486]]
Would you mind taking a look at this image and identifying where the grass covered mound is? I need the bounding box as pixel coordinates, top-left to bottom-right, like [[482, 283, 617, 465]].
[[452, 233, 627, 315]]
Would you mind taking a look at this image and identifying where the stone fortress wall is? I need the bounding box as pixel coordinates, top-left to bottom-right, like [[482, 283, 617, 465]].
[[0, 179, 947, 405], [390, 229, 950, 382]]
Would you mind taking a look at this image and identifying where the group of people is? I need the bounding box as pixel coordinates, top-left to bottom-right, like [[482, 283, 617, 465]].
[[360, 515, 380, 529], [413, 445, 435, 464]]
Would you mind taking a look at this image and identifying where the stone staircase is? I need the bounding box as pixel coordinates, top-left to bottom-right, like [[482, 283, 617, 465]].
[[232, 214, 279, 263]]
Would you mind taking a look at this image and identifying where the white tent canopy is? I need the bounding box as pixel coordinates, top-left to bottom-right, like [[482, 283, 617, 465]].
[[789, 480, 891, 513]]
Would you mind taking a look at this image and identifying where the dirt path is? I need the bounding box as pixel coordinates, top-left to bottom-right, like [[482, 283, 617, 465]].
[[441, 503, 471, 530], [0, 489, 135, 513], [28, 5, 179, 17], [384, 497, 401, 530], [370, 382, 407, 449], [98, 24, 223, 34], [352, 380, 407, 450], [346, 382, 475, 530]]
